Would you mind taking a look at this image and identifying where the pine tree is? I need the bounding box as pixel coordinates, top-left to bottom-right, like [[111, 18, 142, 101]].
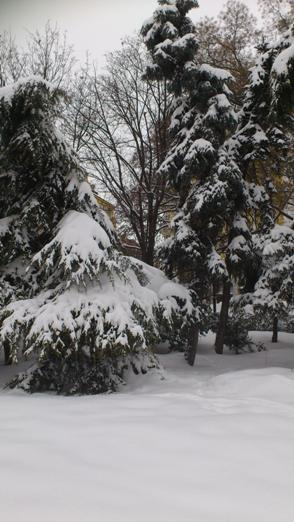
[[0, 77, 199, 393], [141, 0, 259, 356], [232, 23, 294, 341], [251, 224, 294, 342], [142, 0, 237, 286], [142, 3, 294, 355], [204, 23, 294, 350]]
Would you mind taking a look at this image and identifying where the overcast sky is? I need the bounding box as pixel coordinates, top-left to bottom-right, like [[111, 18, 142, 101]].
[[1, 0, 260, 64]]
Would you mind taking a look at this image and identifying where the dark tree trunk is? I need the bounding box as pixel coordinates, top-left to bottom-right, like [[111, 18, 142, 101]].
[[215, 280, 231, 355], [272, 316, 278, 343], [212, 283, 217, 314], [4, 341, 12, 365], [186, 326, 199, 366], [144, 247, 155, 267], [139, 244, 154, 267], [140, 236, 155, 266]]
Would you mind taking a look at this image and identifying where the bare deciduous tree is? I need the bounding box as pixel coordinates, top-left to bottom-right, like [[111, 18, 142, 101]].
[[0, 31, 25, 86], [68, 37, 175, 266], [0, 22, 76, 89], [258, 0, 294, 32], [195, 0, 261, 105], [24, 21, 76, 88]]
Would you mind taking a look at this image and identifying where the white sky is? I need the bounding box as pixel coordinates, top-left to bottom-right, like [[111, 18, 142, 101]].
[[0, 0, 260, 64]]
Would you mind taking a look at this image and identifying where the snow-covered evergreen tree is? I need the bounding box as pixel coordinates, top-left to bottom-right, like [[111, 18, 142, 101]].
[[233, 222, 294, 343], [0, 77, 199, 393], [232, 23, 294, 340], [195, 22, 294, 348], [227, 22, 294, 201], [251, 224, 294, 332], [142, 4, 294, 354], [141, 0, 239, 297], [141, 0, 261, 354]]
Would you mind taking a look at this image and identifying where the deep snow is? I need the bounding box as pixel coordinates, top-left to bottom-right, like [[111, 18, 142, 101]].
[[0, 331, 294, 522]]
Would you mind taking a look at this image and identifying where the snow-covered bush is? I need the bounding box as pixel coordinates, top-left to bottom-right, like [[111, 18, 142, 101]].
[[234, 224, 294, 340], [0, 77, 200, 394], [223, 313, 255, 354], [209, 310, 265, 353]]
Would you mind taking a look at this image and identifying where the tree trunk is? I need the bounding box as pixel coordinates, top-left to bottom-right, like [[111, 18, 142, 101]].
[[215, 280, 231, 355], [272, 316, 278, 343], [212, 283, 217, 314], [186, 326, 199, 366], [4, 341, 12, 366], [144, 248, 154, 267]]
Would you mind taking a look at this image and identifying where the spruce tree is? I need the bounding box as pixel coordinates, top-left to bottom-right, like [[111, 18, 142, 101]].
[[0, 77, 199, 393], [250, 224, 294, 342], [231, 23, 294, 341], [141, 0, 259, 356], [142, 0, 236, 289], [142, 3, 294, 355]]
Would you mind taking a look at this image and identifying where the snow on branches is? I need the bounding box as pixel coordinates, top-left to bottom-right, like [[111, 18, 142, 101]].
[[0, 77, 199, 394]]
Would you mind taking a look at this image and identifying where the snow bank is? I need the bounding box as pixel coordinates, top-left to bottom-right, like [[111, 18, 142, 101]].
[[0, 331, 294, 522]]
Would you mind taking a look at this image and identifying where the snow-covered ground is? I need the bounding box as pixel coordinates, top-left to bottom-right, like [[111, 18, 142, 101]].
[[0, 331, 294, 522]]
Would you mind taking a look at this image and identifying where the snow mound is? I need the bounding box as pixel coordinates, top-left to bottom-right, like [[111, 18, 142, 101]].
[[208, 368, 294, 404], [1, 332, 294, 522]]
